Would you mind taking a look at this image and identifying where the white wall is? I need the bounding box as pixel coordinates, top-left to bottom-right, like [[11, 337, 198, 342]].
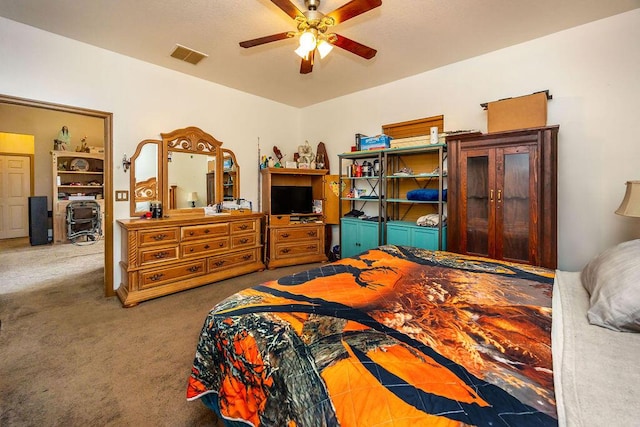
[[0, 16, 300, 290], [299, 9, 640, 271]]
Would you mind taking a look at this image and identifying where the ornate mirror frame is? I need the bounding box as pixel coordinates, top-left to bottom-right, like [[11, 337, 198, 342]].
[[161, 126, 223, 214]]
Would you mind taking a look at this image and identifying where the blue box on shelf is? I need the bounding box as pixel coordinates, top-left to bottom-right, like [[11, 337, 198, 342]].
[[360, 134, 392, 150]]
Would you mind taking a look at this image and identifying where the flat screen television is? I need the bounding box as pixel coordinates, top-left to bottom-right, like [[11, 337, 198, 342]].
[[271, 186, 313, 215]]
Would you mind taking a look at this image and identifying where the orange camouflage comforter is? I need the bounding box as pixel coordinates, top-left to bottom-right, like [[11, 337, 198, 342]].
[[187, 245, 557, 426]]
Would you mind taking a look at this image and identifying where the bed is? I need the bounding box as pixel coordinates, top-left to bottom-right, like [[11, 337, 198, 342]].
[[187, 244, 640, 426]]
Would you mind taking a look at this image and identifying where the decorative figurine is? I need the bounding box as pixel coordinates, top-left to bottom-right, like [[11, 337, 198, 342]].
[[297, 140, 314, 164], [273, 146, 284, 162], [54, 126, 70, 150]]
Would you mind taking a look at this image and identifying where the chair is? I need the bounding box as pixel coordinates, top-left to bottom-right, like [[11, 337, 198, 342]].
[[66, 201, 102, 245]]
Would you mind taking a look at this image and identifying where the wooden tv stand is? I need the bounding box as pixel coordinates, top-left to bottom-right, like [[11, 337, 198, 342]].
[[261, 168, 328, 269]]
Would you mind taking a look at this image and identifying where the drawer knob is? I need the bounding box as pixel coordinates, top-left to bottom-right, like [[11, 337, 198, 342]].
[[204, 244, 210, 249], [307, 245, 315, 250], [189, 248, 194, 252], [242, 254, 252, 260], [239, 224, 249, 230], [215, 260, 225, 267], [154, 251, 169, 259], [204, 229, 210, 234], [308, 231, 317, 237], [189, 231, 194, 236], [153, 234, 167, 241], [149, 273, 164, 282], [239, 238, 249, 244], [281, 248, 291, 254], [281, 233, 290, 238], [187, 265, 201, 273], [218, 242, 224, 247]]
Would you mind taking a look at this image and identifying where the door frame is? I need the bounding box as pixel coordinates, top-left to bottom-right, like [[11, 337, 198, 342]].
[[0, 94, 114, 297]]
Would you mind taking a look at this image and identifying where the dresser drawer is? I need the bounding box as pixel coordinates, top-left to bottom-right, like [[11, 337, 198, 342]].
[[231, 233, 257, 249], [138, 228, 180, 246], [181, 223, 229, 241], [139, 245, 179, 266], [231, 219, 257, 234], [208, 248, 258, 272], [139, 260, 206, 289], [274, 226, 322, 242], [274, 241, 321, 258], [182, 237, 229, 257]]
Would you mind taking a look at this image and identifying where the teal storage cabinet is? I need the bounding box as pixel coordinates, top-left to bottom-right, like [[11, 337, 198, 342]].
[[341, 218, 380, 258], [386, 221, 446, 251]]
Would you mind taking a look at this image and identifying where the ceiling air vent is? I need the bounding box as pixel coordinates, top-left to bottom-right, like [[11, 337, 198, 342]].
[[170, 44, 208, 65]]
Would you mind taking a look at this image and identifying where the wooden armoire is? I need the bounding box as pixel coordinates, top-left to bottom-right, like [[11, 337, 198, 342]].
[[447, 126, 558, 269]]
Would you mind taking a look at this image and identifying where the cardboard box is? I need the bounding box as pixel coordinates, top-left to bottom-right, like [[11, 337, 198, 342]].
[[487, 92, 547, 133], [390, 135, 430, 148], [360, 134, 392, 150]]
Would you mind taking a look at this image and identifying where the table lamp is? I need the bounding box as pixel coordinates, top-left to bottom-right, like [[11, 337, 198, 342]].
[[187, 192, 199, 208], [615, 181, 640, 217]]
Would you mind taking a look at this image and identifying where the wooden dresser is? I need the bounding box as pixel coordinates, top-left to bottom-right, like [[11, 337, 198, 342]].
[[117, 212, 264, 307], [267, 218, 326, 269]]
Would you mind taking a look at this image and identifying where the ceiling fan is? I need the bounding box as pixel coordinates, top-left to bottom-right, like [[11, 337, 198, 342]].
[[239, 0, 382, 74]]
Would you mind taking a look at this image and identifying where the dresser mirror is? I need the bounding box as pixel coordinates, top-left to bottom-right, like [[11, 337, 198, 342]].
[[130, 127, 240, 216], [168, 150, 218, 209], [162, 127, 230, 214], [129, 139, 160, 216], [219, 149, 239, 202]]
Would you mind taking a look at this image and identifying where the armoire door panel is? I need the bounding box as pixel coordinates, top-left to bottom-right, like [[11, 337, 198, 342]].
[[461, 149, 495, 258], [497, 146, 536, 264]]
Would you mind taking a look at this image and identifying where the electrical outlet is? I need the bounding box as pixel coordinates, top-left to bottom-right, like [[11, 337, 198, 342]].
[[115, 190, 129, 201]]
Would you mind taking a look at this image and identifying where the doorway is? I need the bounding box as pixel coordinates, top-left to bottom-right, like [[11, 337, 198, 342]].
[[0, 94, 114, 297], [0, 154, 31, 239]]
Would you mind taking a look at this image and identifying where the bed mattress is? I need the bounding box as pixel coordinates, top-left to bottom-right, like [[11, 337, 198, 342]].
[[552, 271, 640, 426]]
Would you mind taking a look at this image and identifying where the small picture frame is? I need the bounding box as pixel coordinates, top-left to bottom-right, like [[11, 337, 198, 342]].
[[298, 163, 309, 169], [223, 158, 233, 170], [285, 161, 298, 169]]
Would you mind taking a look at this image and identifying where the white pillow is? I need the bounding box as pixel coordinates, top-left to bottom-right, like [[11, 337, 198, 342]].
[[581, 239, 640, 332]]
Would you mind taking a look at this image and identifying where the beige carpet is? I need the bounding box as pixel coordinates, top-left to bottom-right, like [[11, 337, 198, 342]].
[[0, 237, 318, 426]]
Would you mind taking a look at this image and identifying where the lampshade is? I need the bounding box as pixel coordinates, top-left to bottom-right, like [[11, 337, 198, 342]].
[[294, 45, 311, 59], [317, 39, 333, 59], [299, 30, 316, 51], [187, 192, 199, 202], [615, 180, 640, 217]]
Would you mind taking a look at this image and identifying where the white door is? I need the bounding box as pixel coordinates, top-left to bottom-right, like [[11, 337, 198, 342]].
[[0, 155, 31, 239]]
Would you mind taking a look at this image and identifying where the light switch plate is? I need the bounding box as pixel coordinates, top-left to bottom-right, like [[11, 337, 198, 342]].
[[115, 190, 129, 201]]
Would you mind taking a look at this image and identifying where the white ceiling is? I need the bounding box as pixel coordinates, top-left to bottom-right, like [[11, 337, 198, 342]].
[[1, 0, 638, 108]]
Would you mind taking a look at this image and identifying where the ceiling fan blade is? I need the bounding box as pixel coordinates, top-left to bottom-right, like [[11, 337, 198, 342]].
[[271, 0, 305, 20], [332, 34, 377, 59], [326, 0, 382, 25], [239, 32, 294, 48], [300, 49, 315, 74]]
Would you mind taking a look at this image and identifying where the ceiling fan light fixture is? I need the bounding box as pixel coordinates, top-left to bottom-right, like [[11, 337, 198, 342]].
[[294, 44, 311, 59], [299, 30, 317, 52], [317, 39, 333, 59]]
